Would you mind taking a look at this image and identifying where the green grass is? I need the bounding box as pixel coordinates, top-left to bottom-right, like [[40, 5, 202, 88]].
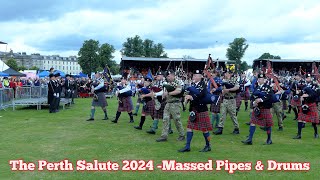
[[1, 97, 320, 179]]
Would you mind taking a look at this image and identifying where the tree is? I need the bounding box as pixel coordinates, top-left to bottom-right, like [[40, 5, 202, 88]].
[[18, 66, 27, 71], [258, 53, 281, 59], [78, 39, 100, 75], [99, 43, 115, 68], [240, 61, 250, 71], [121, 35, 168, 58], [29, 66, 40, 70], [6, 58, 19, 70], [226, 37, 249, 71]]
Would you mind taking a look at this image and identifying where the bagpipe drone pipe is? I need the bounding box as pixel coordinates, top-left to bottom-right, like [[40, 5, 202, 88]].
[[138, 86, 162, 101], [251, 89, 290, 103], [186, 86, 220, 105], [117, 86, 133, 97]]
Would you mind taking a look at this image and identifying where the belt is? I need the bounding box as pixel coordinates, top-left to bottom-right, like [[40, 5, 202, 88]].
[[167, 100, 180, 103], [224, 96, 235, 100]]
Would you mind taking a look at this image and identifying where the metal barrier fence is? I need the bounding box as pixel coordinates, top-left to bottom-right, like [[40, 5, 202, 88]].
[[0, 88, 14, 110]]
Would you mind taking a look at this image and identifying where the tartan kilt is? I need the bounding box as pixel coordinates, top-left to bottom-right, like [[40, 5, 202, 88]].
[[282, 100, 288, 110], [241, 91, 250, 101], [236, 93, 242, 108], [187, 111, 213, 131], [250, 108, 273, 127], [117, 96, 133, 112], [291, 99, 301, 107], [210, 95, 223, 113], [91, 92, 108, 107], [142, 100, 155, 116], [298, 103, 319, 123], [154, 101, 166, 119]]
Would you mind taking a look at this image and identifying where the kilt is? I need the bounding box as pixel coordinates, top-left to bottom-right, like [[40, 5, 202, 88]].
[[297, 103, 319, 124], [210, 95, 223, 113], [236, 93, 242, 108], [291, 98, 301, 107], [142, 100, 155, 116], [154, 101, 166, 119], [91, 92, 108, 107], [250, 108, 273, 127], [117, 96, 133, 112], [281, 100, 288, 110], [187, 111, 213, 132], [241, 91, 250, 101]]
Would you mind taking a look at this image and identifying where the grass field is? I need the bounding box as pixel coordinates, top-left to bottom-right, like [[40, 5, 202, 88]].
[[1, 97, 320, 179]]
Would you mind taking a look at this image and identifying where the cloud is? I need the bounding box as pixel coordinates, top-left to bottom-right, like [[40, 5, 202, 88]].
[[1, 0, 320, 65]]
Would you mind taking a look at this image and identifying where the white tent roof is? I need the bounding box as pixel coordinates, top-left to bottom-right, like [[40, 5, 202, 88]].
[[0, 58, 10, 72]]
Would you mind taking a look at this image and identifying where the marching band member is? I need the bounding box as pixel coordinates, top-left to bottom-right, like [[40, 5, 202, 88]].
[[242, 73, 275, 145], [112, 74, 134, 123], [293, 73, 319, 139], [86, 72, 108, 121], [214, 70, 240, 135], [178, 70, 213, 152]]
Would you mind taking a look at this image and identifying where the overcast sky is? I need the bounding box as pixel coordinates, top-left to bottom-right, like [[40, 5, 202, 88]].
[[1, 0, 320, 64]]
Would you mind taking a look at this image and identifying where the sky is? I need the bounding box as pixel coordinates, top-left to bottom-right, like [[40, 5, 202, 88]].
[[1, 0, 320, 65]]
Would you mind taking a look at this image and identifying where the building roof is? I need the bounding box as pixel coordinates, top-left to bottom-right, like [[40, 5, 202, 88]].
[[121, 56, 234, 63], [0, 41, 7, 44], [253, 59, 320, 63]]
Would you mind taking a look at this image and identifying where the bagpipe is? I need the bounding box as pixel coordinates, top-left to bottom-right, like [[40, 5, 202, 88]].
[[139, 86, 162, 101], [163, 82, 185, 98], [117, 85, 133, 97], [252, 89, 281, 103], [185, 85, 220, 105]]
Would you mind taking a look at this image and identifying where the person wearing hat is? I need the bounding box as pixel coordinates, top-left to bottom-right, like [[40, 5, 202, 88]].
[[214, 70, 240, 135], [134, 76, 156, 130], [112, 74, 134, 123], [156, 69, 185, 142], [293, 73, 319, 139], [207, 70, 223, 129], [70, 75, 77, 104], [290, 74, 305, 120], [65, 74, 72, 105], [54, 73, 62, 112], [147, 71, 166, 134], [242, 73, 274, 145], [178, 69, 213, 152], [48, 74, 58, 113], [87, 72, 108, 121], [132, 77, 144, 116]]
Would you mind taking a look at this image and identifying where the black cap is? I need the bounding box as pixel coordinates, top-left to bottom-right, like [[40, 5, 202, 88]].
[[193, 69, 203, 74], [165, 69, 175, 76], [54, 73, 61, 77], [49, 74, 55, 78], [156, 71, 164, 76], [306, 73, 312, 78], [145, 76, 153, 82], [257, 73, 266, 79], [66, 74, 71, 77]]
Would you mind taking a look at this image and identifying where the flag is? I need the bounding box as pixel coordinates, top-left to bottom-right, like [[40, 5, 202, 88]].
[[103, 66, 112, 83], [146, 69, 153, 81]]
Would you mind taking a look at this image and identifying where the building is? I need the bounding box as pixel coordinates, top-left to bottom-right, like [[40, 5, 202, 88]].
[[253, 59, 320, 73], [120, 56, 234, 74], [0, 50, 82, 74]]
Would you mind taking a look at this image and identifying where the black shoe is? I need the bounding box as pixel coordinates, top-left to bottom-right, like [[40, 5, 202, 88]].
[[232, 128, 240, 134], [315, 134, 319, 138], [133, 113, 137, 116], [111, 119, 118, 123], [241, 139, 252, 145], [293, 134, 301, 139], [178, 147, 190, 152], [146, 129, 156, 134], [213, 128, 223, 135], [245, 122, 250, 125], [134, 126, 142, 130], [177, 136, 185, 141], [129, 120, 134, 123], [283, 115, 287, 120], [156, 137, 167, 142], [86, 118, 94, 121], [169, 130, 173, 134], [278, 127, 283, 131], [293, 117, 297, 120], [260, 127, 267, 131], [199, 146, 211, 152], [264, 139, 272, 145], [102, 117, 109, 120]]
